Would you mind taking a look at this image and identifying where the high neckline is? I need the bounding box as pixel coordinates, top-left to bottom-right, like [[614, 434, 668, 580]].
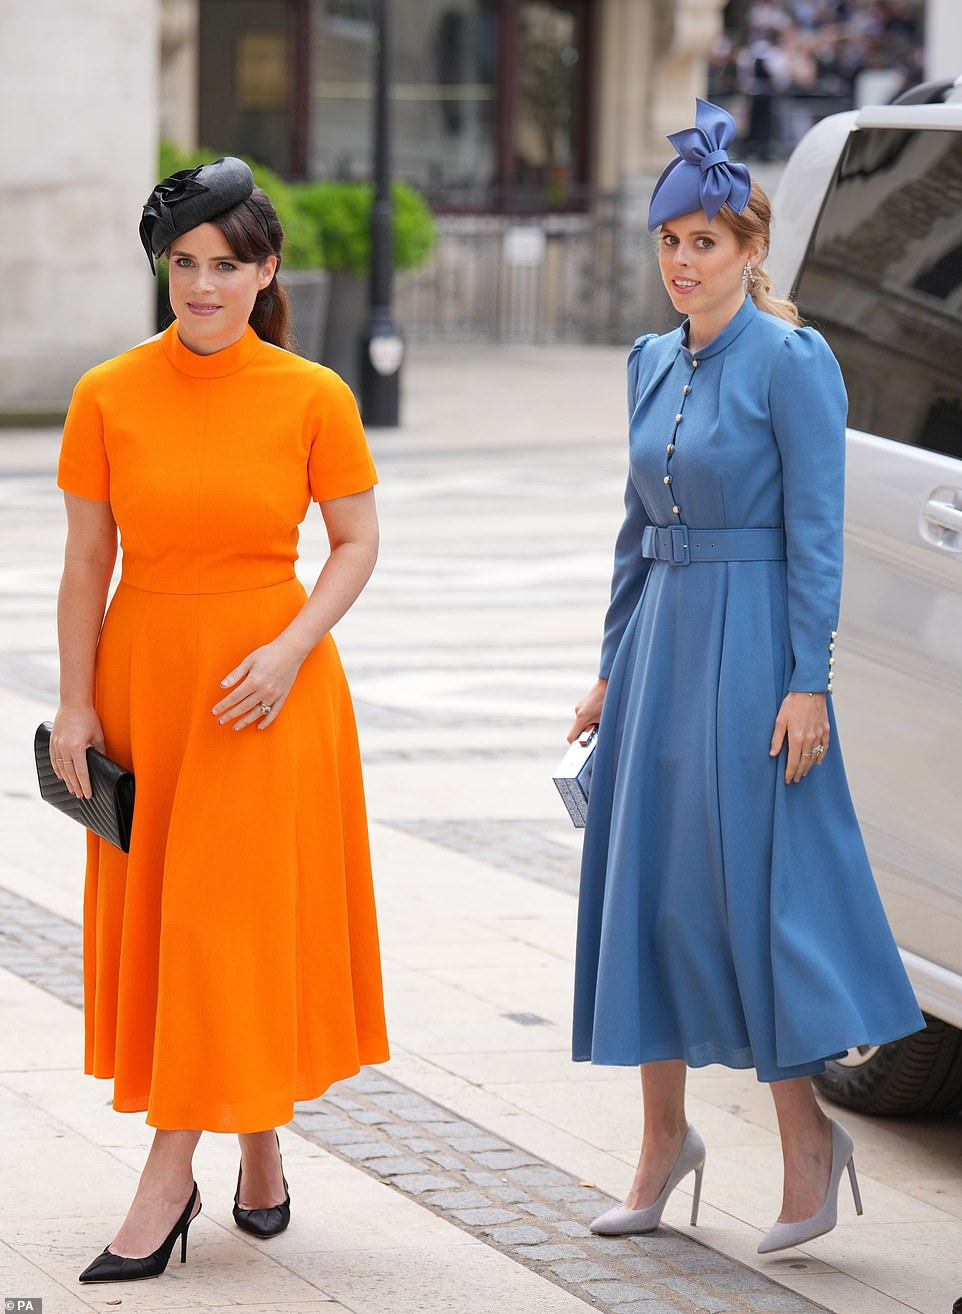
[[161, 322, 263, 378], [679, 294, 757, 363]]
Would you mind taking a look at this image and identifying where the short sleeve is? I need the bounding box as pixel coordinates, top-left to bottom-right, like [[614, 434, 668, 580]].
[[57, 372, 110, 500], [769, 326, 848, 693], [308, 372, 378, 502]]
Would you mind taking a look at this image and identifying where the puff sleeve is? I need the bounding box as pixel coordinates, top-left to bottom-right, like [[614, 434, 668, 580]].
[[769, 327, 848, 694], [57, 372, 110, 501], [308, 372, 378, 502], [598, 335, 657, 679]]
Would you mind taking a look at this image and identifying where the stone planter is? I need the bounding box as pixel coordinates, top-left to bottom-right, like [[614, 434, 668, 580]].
[[283, 268, 331, 362], [320, 269, 368, 394]]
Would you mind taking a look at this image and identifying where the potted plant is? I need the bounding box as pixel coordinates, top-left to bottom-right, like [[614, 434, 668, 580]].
[[153, 142, 329, 357], [295, 180, 435, 391]]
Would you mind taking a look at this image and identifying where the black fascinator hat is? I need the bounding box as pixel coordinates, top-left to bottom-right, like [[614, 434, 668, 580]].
[[139, 156, 268, 273]]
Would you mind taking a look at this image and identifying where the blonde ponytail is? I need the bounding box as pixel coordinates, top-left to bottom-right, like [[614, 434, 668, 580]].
[[748, 262, 801, 325], [721, 183, 800, 326]]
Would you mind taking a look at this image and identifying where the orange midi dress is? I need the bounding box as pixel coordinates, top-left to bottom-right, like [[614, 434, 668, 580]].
[[57, 322, 390, 1131]]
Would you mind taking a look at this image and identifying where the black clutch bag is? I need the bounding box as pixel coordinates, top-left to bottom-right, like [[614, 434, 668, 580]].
[[34, 721, 135, 853]]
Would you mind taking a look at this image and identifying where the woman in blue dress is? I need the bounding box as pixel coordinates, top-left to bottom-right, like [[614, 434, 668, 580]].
[[569, 99, 924, 1255]]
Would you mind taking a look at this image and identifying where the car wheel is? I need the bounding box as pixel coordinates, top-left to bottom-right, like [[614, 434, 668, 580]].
[[814, 1014, 962, 1116]]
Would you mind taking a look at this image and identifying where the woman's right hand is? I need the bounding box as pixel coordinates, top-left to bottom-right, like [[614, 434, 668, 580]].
[[50, 705, 105, 800], [567, 678, 607, 744]]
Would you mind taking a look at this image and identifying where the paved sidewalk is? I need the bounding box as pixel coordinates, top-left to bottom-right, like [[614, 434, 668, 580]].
[[1, 342, 960, 1314]]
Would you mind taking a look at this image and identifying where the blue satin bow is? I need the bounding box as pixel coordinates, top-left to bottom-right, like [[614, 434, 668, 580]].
[[647, 98, 752, 231]]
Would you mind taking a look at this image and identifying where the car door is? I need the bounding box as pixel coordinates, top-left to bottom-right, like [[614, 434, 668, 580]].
[[793, 122, 962, 987]]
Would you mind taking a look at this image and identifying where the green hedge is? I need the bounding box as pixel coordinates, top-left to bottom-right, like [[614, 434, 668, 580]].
[[156, 142, 435, 275], [294, 180, 435, 275]]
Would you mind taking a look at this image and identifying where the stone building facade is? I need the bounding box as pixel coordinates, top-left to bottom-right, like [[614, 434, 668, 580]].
[[4, 0, 957, 404], [1, 0, 157, 409]]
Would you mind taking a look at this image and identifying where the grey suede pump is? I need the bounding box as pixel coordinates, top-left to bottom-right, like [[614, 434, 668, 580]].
[[757, 1118, 863, 1255], [590, 1124, 706, 1235]]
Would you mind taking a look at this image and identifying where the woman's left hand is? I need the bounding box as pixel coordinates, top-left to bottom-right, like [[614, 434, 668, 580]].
[[212, 639, 304, 732], [770, 691, 830, 784]]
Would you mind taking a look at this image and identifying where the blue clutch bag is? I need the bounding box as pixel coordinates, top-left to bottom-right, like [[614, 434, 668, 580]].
[[552, 727, 597, 828]]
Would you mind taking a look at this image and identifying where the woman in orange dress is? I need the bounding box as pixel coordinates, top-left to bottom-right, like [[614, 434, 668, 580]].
[[49, 157, 389, 1284]]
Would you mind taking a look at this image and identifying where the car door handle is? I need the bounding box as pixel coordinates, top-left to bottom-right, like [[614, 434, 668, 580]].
[[922, 498, 962, 533]]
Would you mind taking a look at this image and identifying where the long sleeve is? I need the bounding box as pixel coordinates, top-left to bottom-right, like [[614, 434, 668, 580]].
[[769, 327, 848, 693], [598, 335, 657, 679]]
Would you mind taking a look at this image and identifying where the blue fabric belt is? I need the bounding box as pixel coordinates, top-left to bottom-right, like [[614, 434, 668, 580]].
[[642, 524, 786, 566]]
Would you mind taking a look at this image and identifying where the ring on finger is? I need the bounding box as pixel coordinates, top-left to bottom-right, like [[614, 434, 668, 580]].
[[258, 702, 271, 716]]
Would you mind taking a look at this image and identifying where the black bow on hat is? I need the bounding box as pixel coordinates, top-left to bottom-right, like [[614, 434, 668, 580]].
[[139, 156, 258, 273]]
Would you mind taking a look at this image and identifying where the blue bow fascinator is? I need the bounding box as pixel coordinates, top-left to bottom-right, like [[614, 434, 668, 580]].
[[647, 99, 752, 231]]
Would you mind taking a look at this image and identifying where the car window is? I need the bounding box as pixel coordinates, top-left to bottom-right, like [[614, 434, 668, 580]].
[[793, 126, 962, 460]]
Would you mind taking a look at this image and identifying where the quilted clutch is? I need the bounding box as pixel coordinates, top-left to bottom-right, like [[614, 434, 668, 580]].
[[552, 727, 598, 829], [34, 721, 135, 853]]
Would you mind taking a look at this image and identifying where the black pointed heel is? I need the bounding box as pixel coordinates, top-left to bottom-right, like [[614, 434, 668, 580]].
[[78, 1181, 201, 1284], [233, 1129, 291, 1238]]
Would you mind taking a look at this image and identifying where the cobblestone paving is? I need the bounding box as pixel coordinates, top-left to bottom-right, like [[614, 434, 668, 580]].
[[0, 885, 84, 1009], [295, 1071, 827, 1314], [1, 883, 828, 1314]]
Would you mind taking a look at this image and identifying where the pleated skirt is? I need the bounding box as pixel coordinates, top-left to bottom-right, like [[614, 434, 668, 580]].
[[84, 576, 389, 1131], [573, 559, 924, 1082]]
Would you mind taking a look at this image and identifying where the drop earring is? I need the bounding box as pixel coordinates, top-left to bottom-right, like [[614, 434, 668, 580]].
[[743, 261, 756, 291]]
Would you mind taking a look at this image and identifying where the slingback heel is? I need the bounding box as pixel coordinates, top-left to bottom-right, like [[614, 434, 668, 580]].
[[590, 1125, 707, 1236], [78, 1181, 201, 1283], [757, 1118, 862, 1254], [233, 1128, 291, 1238]]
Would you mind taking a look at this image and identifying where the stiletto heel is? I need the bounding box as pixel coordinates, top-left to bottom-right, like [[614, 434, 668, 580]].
[[757, 1119, 861, 1254], [590, 1125, 706, 1236], [233, 1128, 291, 1238], [78, 1181, 201, 1283]]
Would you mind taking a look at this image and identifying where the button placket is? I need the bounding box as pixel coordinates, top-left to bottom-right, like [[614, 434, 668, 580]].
[[827, 629, 838, 690], [666, 360, 697, 521]]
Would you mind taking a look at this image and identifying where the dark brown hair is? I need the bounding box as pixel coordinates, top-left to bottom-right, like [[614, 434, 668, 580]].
[[208, 186, 295, 350], [717, 182, 801, 326]]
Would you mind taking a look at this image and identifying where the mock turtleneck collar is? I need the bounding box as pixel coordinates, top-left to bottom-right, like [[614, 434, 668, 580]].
[[161, 321, 263, 378]]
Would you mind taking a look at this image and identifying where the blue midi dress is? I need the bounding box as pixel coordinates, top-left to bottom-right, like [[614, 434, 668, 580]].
[[573, 295, 925, 1082]]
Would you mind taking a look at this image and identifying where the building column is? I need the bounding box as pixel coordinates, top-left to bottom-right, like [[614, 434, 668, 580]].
[[0, 0, 158, 409], [160, 0, 199, 150], [592, 0, 726, 191], [592, 0, 725, 339], [649, 0, 727, 155]]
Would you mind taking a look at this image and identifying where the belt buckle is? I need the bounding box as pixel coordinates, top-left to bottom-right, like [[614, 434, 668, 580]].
[[669, 524, 690, 565]]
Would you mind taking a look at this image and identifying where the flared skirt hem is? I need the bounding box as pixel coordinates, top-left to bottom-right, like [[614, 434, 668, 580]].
[[86, 1045, 392, 1132], [572, 1019, 925, 1084]]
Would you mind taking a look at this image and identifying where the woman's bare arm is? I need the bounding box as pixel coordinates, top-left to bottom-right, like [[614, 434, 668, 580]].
[[51, 493, 117, 797]]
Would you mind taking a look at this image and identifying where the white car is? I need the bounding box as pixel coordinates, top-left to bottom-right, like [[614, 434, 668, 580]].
[[771, 76, 962, 1115]]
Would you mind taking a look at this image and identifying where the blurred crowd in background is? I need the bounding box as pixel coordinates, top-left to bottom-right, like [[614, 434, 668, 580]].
[[711, 0, 926, 158]]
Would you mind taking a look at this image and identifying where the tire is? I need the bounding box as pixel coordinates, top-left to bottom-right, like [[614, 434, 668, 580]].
[[813, 1015, 962, 1116]]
